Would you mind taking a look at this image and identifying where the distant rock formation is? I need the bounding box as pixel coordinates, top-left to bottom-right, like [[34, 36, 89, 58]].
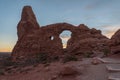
[[12, 6, 110, 62], [109, 29, 120, 54]]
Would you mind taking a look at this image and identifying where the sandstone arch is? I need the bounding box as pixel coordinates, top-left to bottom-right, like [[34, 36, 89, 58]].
[[12, 6, 110, 61]]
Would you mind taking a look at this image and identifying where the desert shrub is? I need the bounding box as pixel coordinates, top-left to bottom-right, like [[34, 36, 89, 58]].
[[103, 49, 110, 56], [52, 56, 59, 61], [33, 64, 39, 67], [36, 53, 48, 64], [25, 58, 37, 65], [83, 52, 93, 58], [3, 57, 15, 66], [17, 53, 50, 66], [0, 69, 4, 75], [44, 63, 50, 67], [63, 55, 78, 63]]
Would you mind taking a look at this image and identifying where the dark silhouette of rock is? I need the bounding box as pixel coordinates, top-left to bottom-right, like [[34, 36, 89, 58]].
[[11, 6, 110, 62], [109, 29, 120, 54]]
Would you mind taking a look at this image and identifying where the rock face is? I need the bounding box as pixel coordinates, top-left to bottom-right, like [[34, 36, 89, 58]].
[[12, 6, 110, 61], [109, 29, 120, 54], [17, 6, 40, 40], [66, 24, 110, 56]]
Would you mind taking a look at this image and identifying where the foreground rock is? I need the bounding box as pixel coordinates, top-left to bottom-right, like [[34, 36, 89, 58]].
[[60, 65, 79, 76], [0, 61, 86, 80], [2, 58, 120, 80], [12, 6, 110, 62]]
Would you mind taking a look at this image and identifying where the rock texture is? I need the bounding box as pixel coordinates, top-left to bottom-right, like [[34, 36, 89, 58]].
[[109, 29, 120, 54], [59, 65, 79, 76], [17, 6, 40, 40], [12, 6, 110, 61], [66, 24, 110, 56]]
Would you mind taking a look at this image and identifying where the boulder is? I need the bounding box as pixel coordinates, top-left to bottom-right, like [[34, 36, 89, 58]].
[[59, 65, 78, 76]]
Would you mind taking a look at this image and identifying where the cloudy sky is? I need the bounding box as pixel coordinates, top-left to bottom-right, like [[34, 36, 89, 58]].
[[0, 0, 120, 52]]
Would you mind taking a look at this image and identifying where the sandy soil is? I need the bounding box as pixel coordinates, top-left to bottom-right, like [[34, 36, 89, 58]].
[[0, 56, 120, 80]]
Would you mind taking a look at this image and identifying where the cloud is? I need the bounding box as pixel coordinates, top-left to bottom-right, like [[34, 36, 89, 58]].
[[61, 37, 71, 48], [60, 35, 70, 38], [61, 37, 70, 48], [102, 25, 120, 38], [84, 0, 110, 10], [85, 5, 95, 10], [60, 36, 71, 48], [61, 36, 71, 45], [60, 36, 71, 40]]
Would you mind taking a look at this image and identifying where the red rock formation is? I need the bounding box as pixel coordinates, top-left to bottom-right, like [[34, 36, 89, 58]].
[[66, 24, 110, 56], [17, 6, 40, 40], [12, 6, 110, 62], [109, 29, 120, 54]]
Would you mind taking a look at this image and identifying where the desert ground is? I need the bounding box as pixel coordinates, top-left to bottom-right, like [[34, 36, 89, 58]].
[[0, 53, 120, 80]]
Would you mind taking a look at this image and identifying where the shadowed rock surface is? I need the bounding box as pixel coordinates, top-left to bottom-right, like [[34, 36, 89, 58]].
[[109, 29, 120, 54], [12, 6, 110, 62]]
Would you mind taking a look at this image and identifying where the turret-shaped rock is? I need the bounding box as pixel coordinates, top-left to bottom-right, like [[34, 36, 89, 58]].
[[17, 6, 40, 40]]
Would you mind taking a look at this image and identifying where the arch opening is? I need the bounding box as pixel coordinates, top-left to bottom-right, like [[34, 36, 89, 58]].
[[50, 36, 54, 40], [59, 30, 72, 49]]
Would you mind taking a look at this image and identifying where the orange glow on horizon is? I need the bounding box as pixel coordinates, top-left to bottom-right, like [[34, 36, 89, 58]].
[[63, 44, 67, 48], [0, 47, 12, 52], [104, 32, 115, 38]]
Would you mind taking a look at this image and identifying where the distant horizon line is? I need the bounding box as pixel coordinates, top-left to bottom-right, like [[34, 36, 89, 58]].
[[0, 52, 11, 53]]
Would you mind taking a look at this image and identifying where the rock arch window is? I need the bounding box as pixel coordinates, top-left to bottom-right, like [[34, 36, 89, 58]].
[[50, 36, 54, 40], [60, 30, 72, 48]]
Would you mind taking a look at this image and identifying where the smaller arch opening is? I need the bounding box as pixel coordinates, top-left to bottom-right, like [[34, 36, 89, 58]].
[[50, 36, 54, 40], [60, 30, 72, 49]]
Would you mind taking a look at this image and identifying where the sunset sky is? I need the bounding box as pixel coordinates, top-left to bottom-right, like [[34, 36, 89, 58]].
[[0, 0, 120, 52]]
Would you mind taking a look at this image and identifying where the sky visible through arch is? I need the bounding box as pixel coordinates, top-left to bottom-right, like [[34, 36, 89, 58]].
[[0, 0, 120, 52], [60, 30, 72, 48]]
